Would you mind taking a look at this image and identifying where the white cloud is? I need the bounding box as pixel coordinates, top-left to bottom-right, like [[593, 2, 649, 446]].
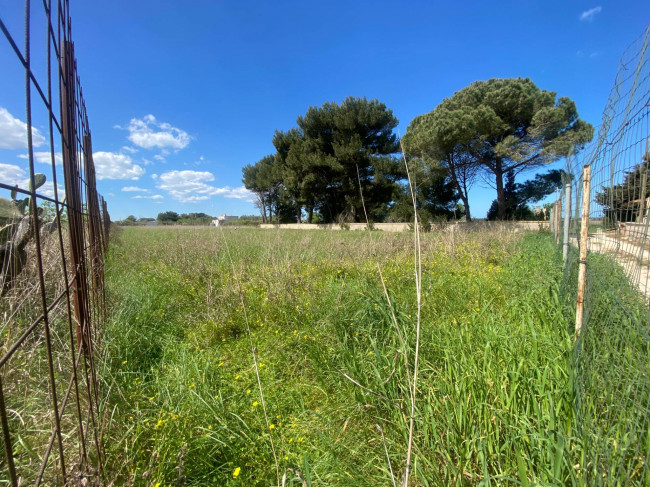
[[122, 146, 138, 154], [38, 181, 65, 199], [157, 170, 253, 203], [0, 163, 27, 186], [93, 152, 145, 180], [18, 151, 63, 165], [0, 163, 63, 198], [579, 6, 602, 21], [132, 194, 164, 200], [0, 107, 46, 149], [124, 114, 191, 150], [122, 186, 150, 192]]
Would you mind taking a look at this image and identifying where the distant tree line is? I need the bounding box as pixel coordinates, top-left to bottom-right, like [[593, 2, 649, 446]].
[[117, 213, 265, 227], [118, 212, 214, 226], [243, 78, 594, 223], [157, 212, 214, 225]]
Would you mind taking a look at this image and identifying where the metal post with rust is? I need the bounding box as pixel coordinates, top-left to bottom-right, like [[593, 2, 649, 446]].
[[83, 133, 104, 313], [0, 376, 18, 486], [576, 165, 592, 336], [101, 196, 110, 249], [61, 40, 90, 354]]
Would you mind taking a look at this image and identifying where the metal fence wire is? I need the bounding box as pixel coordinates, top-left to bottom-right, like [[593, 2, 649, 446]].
[[550, 23, 650, 486], [0, 1, 110, 485]]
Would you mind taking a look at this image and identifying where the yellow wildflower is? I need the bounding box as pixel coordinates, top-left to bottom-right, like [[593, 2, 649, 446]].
[[233, 467, 241, 478]]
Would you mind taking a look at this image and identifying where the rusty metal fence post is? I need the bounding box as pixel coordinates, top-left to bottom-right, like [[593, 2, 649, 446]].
[[0, 2, 109, 485], [61, 39, 91, 354]]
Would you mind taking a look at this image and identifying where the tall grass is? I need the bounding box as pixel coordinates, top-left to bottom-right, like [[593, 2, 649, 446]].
[[98, 226, 595, 486]]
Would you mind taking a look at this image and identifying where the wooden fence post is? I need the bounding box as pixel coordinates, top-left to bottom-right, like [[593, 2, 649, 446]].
[[555, 199, 562, 245], [576, 165, 592, 336], [563, 182, 572, 265]]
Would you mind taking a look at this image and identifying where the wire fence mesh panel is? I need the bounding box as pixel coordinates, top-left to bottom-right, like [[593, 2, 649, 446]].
[[0, 1, 109, 485], [561, 23, 650, 486]]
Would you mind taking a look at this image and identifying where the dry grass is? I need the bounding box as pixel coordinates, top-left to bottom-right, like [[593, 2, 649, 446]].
[[1, 227, 103, 485]]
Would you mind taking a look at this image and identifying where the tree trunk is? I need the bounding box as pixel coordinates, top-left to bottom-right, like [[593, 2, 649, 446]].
[[448, 160, 472, 222], [297, 207, 302, 224], [460, 191, 471, 222], [307, 204, 314, 223], [260, 196, 267, 223], [495, 159, 506, 220]]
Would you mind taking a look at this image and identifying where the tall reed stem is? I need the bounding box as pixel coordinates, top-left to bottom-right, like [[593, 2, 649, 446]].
[[400, 140, 423, 487]]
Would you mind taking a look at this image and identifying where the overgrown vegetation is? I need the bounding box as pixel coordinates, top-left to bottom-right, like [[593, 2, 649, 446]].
[[102, 226, 588, 486]]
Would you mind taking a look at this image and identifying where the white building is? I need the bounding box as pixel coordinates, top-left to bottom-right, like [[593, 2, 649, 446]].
[[210, 214, 239, 227]]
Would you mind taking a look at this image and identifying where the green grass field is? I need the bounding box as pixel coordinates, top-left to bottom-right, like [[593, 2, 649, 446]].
[[100, 226, 582, 486]]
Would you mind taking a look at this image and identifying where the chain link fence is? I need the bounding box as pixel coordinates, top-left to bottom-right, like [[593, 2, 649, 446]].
[[1, 1, 109, 485], [550, 23, 650, 486]]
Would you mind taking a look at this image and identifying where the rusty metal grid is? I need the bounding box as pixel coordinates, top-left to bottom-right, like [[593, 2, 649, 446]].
[[1, 1, 110, 485]]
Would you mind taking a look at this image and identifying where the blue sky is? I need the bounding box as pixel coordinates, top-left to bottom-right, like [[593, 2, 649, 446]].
[[1, 1, 648, 220]]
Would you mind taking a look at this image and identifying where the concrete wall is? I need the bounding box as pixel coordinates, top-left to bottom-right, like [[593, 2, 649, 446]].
[[259, 221, 549, 233]]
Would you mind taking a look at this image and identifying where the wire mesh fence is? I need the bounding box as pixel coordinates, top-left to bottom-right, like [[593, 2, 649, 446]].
[[0, 1, 109, 485], [551, 22, 650, 486]]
